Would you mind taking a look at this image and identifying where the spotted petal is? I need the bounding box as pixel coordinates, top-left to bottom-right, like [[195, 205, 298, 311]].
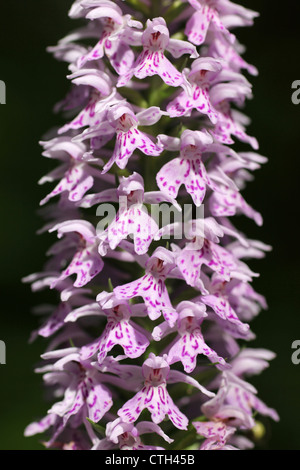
[[114, 274, 177, 326], [80, 319, 149, 362], [118, 384, 189, 430]]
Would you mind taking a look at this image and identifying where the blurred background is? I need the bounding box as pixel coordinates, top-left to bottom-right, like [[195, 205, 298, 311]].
[[0, 0, 299, 450]]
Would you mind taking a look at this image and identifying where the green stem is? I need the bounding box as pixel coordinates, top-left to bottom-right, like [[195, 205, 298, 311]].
[[152, 0, 161, 18], [171, 428, 197, 450], [165, 1, 186, 23], [126, 0, 150, 16]]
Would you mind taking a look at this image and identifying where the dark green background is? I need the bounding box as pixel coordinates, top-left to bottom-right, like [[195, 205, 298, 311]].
[[0, 1, 299, 450]]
